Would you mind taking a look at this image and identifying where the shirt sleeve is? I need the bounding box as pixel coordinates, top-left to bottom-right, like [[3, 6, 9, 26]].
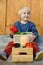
[[13, 22, 18, 28], [30, 23, 39, 39]]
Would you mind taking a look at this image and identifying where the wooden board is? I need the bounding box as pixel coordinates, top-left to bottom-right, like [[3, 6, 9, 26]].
[[12, 48, 33, 55], [12, 48, 33, 62], [12, 55, 33, 62], [0, 0, 6, 34], [40, 0, 43, 35]]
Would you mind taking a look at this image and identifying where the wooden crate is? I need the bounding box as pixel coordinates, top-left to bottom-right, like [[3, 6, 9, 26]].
[[12, 47, 33, 62]]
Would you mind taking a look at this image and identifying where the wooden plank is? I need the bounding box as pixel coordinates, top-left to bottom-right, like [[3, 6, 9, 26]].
[[30, 0, 41, 35], [0, 0, 6, 34], [12, 48, 33, 55], [30, 0, 40, 25], [40, 0, 43, 27], [12, 55, 33, 62], [13, 34, 33, 44], [40, 0, 43, 35]]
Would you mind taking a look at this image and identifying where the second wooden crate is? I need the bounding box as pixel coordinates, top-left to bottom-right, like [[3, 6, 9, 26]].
[[12, 47, 33, 62]]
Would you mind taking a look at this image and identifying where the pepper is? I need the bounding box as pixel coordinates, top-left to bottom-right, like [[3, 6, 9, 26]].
[[10, 26, 18, 33]]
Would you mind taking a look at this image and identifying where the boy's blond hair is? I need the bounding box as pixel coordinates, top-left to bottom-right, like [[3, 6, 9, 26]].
[[18, 7, 30, 16]]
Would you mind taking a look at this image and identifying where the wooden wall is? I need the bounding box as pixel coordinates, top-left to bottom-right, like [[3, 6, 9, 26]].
[[0, 0, 43, 35], [0, 0, 6, 34]]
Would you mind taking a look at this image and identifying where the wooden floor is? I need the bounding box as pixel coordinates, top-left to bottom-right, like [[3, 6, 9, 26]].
[[0, 61, 43, 65]]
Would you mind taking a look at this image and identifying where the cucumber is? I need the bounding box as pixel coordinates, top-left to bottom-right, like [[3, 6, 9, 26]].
[[15, 32, 32, 35]]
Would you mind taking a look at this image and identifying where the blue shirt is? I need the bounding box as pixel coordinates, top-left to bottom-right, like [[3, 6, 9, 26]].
[[14, 21, 39, 38]]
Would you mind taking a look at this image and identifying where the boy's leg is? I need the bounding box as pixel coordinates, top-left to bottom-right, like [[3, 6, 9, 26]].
[[32, 42, 43, 61], [4, 41, 14, 58], [32, 42, 39, 59], [0, 41, 14, 61]]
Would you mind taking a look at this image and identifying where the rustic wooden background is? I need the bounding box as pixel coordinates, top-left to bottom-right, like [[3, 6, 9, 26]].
[[0, 0, 43, 35]]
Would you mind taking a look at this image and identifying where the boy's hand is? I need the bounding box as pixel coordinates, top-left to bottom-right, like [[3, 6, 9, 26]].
[[29, 34, 36, 41], [10, 31, 14, 38], [10, 25, 18, 38], [10, 34, 13, 38]]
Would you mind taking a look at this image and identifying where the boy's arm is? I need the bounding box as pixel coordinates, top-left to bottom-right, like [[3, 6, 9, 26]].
[[31, 23, 39, 39], [10, 25, 18, 38]]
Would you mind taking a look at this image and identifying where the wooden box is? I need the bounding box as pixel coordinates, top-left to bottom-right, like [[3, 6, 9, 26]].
[[12, 47, 33, 62], [13, 32, 33, 43]]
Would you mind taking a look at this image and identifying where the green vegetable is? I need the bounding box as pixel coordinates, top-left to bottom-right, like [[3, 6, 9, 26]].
[[15, 32, 32, 35]]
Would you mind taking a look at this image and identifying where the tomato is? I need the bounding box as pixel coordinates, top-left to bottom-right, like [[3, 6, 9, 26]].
[[25, 42, 33, 48]]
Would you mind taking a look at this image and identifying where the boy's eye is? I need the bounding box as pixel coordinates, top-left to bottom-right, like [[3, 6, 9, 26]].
[[23, 12, 26, 14], [27, 12, 30, 14], [23, 12, 30, 15]]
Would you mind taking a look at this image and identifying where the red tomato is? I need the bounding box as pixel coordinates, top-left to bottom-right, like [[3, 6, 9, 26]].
[[25, 42, 33, 48]]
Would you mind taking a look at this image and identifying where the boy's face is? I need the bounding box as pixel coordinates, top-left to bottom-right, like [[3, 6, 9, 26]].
[[20, 10, 30, 21]]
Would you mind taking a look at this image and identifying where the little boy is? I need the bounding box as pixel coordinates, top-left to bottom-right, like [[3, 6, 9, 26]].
[[0, 7, 43, 61]]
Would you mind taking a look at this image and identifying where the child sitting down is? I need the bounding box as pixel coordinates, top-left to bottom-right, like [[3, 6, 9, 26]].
[[0, 7, 43, 61]]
